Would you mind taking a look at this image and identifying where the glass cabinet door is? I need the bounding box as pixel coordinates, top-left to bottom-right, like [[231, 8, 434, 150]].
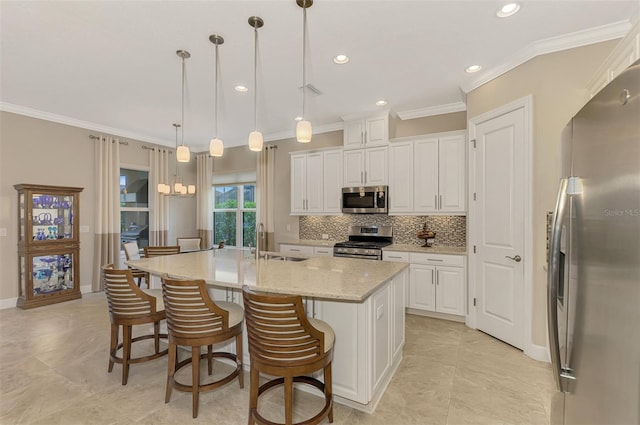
[[31, 193, 74, 241], [32, 253, 75, 296]]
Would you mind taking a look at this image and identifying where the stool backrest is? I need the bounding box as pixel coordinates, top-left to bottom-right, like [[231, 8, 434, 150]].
[[144, 245, 180, 257], [123, 241, 142, 261], [102, 264, 159, 318], [242, 286, 324, 364], [161, 277, 231, 340], [177, 237, 202, 252]]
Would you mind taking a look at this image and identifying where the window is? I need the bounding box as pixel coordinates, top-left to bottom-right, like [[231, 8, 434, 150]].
[[120, 168, 149, 248], [213, 184, 256, 248]]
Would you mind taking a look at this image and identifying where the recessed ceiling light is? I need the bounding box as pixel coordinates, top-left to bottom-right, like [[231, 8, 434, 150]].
[[333, 54, 349, 64], [465, 65, 482, 73], [497, 3, 520, 18], [375, 100, 387, 106], [294, 116, 303, 121], [234, 85, 248, 92]]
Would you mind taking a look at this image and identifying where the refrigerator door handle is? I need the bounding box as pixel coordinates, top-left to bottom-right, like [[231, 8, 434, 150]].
[[548, 177, 569, 393]]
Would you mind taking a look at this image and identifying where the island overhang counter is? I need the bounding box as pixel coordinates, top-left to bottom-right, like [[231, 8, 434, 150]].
[[127, 248, 409, 413]]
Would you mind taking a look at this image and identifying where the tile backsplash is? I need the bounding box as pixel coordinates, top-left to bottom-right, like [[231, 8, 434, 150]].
[[299, 215, 466, 247]]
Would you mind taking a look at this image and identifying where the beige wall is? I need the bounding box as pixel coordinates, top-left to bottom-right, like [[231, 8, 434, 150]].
[[395, 111, 467, 138], [466, 39, 618, 347], [0, 111, 196, 302]]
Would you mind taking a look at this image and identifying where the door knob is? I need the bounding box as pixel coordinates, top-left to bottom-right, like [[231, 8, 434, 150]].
[[505, 255, 522, 262]]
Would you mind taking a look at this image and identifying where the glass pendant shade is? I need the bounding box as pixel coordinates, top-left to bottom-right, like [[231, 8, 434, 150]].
[[176, 146, 190, 162], [157, 183, 165, 193], [248, 131, 264, 152], [174, 182, 183, 192], [187, 185, 196, 194], [209, 138, 224, 157], [163, 185, 171, 194], [296, 120, 312, 143]]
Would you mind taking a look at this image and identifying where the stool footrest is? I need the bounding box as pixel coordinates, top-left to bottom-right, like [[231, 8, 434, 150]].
[[170, 351, 241, 394], [110, 333, 168, 365]]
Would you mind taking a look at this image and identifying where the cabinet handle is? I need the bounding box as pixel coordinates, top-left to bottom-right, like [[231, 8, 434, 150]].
[[434, 195, 438, 208], [361, 171, 364, 184], [364, 131, 368, 144], [361, 132, 364, 144], [364, 171, 367, 183], [427, 258, 443, 262], [439, 195, 442, 209], [290, 248, 301, 252]]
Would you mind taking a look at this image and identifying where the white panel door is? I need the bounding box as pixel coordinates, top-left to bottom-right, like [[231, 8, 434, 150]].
[[408, 264, 436, 311], [306, 153, 324, 213], [323, 149, 343, 213], [290, 154, 307, 214], [365, 116, 388, 145], [438, 135, 466, 212], [364, 146, 388, 186], [413, 138, 439, 212], [343, 120, 364, 149], [388, 141, 414, 213], [474, 107, 525, 349], [343, 149, 365, 186], [435, 266, 465, 316]]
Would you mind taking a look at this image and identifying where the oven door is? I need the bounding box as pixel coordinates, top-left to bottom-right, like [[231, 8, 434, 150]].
[[341, 186, 388, 214]]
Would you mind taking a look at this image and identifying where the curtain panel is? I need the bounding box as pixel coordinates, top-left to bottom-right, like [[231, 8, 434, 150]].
[[257, 146, 276, 252], [92, 136, 121, 291], [196, 154, 213, 248], [149, 148, 170, 246]]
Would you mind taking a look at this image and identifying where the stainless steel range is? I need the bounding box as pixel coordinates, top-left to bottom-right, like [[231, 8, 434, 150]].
[[333, 225, 393, 260]]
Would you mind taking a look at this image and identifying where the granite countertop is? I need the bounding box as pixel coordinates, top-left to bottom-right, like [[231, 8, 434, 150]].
[[383, 244, 467, 255], [279, 239, 338, 247], [128, 248, 408, 302]]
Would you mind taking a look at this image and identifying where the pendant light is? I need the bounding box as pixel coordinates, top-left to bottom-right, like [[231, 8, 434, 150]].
[[296, 0, 312, 143], [172, 123, 184, 193], [248, 16, 264, 152], [176, 50, 191, 162], [209, 34, 224, 157]]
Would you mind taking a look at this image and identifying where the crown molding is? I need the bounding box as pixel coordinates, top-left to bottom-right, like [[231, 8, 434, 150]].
[[0, 102, 174, 147], [396, 101, 467, 120], [460, 20, 632, 94]]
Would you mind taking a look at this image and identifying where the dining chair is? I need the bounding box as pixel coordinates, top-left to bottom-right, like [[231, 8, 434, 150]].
[[176, 237, 202, 252], [144, 245, 181, 257], [242, 285, 334, 425], [122, 241, 149, 287], [161, 276, 244, 418], [102, 264, 168, 385]]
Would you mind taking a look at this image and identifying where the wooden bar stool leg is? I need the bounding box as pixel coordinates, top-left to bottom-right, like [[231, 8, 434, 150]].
[[108, 324, 118, 372], [248, 365, 259, 425], [166, 343, 177, 403], [154, 322, 160, 354], [122, 325, 132, 385], [192, 345, 201, 418], [284, 376, 294, 425], [207, 344, 213, 375], [236, 333, 244, 388], [325, 363, 334, 423]]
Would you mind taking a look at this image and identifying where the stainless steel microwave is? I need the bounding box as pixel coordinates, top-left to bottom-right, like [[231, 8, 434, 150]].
[[341, 186, 388, 214]]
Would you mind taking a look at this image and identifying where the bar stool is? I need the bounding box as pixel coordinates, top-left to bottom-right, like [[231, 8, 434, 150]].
[[102, 264, 168, 385], [122, 241, 149, 287], [242, 285, 334, 425], [161, 276, 244, 418], [144, 245, 181, 257]]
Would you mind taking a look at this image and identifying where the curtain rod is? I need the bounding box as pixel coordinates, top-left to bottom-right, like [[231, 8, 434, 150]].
[[88, 134, 128, 145]]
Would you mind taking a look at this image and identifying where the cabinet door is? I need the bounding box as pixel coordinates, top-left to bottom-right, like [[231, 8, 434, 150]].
[[306, 153, 324, 213], [291, 154, 307, 214], [323, 149, 343, 213], [365, 116, 388, 146], [364, 146, 388, 186], [438, 135, 466, 212], [408, 264, 436, 311], [280, 244, 314, 256], [392, 269, 407, 360], [388, 142, 414, 213], [343, 149, 365, 186], [435, 266, 465, 316], [371, 284, 392, 395], [313, 246, 334, 257], [413, 138, 438, 212], [343, 120, 364, 149]]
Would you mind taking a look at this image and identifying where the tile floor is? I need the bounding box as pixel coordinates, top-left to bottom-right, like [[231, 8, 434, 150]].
[[0, 293, 554, 424]]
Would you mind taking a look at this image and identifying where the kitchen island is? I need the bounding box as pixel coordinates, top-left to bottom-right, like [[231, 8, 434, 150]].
[[127, 248, 409, 413]]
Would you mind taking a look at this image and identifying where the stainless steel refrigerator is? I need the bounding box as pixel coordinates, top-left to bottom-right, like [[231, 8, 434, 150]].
[[548, 59, 639, 425]]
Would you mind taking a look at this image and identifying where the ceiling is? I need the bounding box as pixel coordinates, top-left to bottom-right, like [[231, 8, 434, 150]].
[[1, 1, 638, 150]]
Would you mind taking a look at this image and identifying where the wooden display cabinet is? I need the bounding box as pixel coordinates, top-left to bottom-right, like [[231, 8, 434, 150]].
[[14, 184, 84, 309]]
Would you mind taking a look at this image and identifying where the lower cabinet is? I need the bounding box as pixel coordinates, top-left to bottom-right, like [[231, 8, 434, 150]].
[[279, 243, 334, 257]]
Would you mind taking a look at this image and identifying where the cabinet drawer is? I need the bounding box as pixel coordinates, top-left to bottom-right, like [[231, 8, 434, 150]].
[[409, 253, 464, 267], [313, 246, 334, 257], [280, 244, 314, 255], [383, 251, 409, 262]]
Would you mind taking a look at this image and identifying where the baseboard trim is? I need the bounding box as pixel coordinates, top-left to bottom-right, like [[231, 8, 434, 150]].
[[0, 297, 18, 310], [525, 342, 550, 363], [80, 285, 93, 294]]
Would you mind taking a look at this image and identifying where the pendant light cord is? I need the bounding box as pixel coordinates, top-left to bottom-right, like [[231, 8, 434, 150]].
[[214, 43, 219, 138], [253, 24, 258, 131], [302, 5, 307, 119], [181, 57, 186, 147]]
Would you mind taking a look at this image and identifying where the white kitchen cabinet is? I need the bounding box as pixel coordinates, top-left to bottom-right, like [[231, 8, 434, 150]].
[[391, 267, 406, 362], [291, 148, 342, 215], [388, 131, 465, 214], [280, 244, 314, 256], [409, 264, 436, 311], [435, 266, 466, 316], [313, 246, 334, 257], [343, 146, 388, 187], [343, 114, 389, 149]]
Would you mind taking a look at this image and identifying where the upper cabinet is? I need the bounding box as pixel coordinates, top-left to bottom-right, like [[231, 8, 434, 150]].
[[586, 20, 639, 99], [343, 146, 388, 187], [291, 148, 343, 216], [389, 131, 466, 215], [342, 111, 396, 149]]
